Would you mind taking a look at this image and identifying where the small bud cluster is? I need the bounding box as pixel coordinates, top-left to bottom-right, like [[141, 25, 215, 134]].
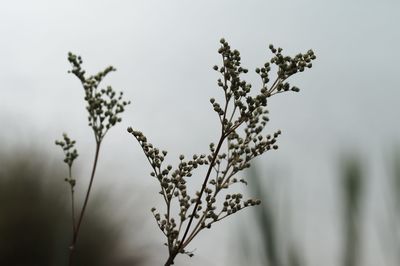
[[128, 39, 315, 262], [55, 133, 78, 187], [221, 193, 261, 216], [257, 45, 316, 96], [67, 52, 131, 143]]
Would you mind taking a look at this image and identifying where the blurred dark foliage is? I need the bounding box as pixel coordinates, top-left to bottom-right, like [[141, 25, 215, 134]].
[[0, 147, 148, 266]]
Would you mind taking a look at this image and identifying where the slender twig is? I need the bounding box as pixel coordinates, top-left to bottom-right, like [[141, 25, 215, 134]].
[[165, 133, 226, 265], [68, 167, 77, 234], [59, 53, 130, 266], [68, 142, 101, 265], [166, 53, 233, 263]]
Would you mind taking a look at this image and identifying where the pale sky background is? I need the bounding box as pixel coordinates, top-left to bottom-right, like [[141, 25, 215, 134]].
[[1, 1, 400, 265]]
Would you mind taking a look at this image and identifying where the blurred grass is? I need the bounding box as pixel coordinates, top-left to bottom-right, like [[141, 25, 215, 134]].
[[248, 166, 280, 266], [0, 146, 149, 266], [381, 148, 400, 265], [235, 150, 400, 266], [340, 156, 364, 266], [235, 165, 303, 266]]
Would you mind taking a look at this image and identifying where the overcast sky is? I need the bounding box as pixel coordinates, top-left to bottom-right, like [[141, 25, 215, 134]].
[[1, 1, 399, 265]]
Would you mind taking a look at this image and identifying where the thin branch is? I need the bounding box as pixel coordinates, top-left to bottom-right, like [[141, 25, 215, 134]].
[[68, 142, 101, 265]]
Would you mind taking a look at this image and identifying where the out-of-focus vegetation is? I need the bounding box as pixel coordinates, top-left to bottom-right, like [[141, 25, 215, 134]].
[[0, 147, 149, 266], [236, 166, 304, 266], [340, 156, 364, 266], [235, 150, 400, 266], [381, 148, 400, 266]]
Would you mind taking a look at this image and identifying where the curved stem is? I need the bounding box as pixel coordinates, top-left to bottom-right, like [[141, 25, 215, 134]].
[[68, 141, 101, 265]]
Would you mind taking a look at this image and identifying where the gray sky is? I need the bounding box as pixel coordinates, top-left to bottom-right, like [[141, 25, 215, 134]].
[[1, 1, 399, 265]]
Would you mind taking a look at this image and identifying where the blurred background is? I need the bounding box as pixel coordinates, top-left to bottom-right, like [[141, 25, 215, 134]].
[[1, 1, 399, 265]]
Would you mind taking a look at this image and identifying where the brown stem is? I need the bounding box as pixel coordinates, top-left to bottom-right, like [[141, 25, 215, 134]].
[[164, 53, 233, 264], [68, 142, 101, 265], [164, 133, 226, 265], [164, 254, 176, 266], [70, 187, 76, 234], [68, 167, 76, 234]]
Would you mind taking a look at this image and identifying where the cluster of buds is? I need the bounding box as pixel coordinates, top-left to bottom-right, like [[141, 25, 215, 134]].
[[55, 133, 78, 187], [257, 44, 316, 96], [67, 53, 131, 143], [129, 39, 315, 263]]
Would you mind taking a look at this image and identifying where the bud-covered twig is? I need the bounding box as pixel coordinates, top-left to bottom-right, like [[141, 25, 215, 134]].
[[56, 53, 131, 266], [128, 38, 316, 265]]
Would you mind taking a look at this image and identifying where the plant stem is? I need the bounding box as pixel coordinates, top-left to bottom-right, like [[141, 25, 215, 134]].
[[68, 142, 101, 265], [164, 255, 175, 266], [164, 133, 226, 265], [70, 187, 76, 234], [68, 167, 76, 234]]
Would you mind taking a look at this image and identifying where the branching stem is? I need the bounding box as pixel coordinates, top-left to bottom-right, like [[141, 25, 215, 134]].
[[164, 133, 226, 265]]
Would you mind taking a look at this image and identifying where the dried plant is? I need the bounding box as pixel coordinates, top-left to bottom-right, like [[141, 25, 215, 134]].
[[128, 38, 316, 265], [56, 53, 130, 266]]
